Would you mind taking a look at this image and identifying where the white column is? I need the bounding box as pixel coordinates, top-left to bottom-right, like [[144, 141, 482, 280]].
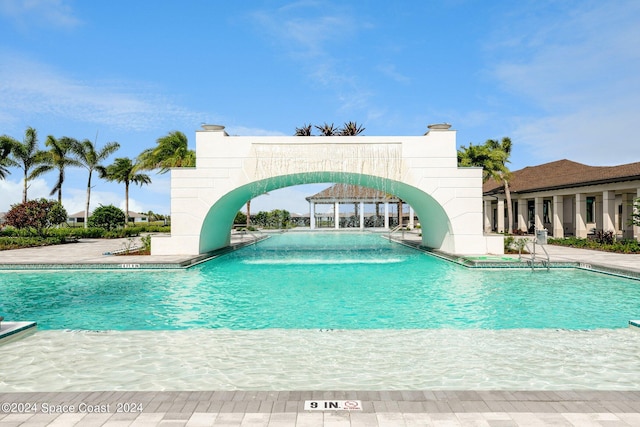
[[517, 199, 527, 232], [595, 194, 603, 230], [309, 201, 316, 229], [535, 197, 544, 230], [483, 200, 492, 232], [496, 199, 504, 233], [622, 193, 634, 239], [384, 202, 390, 229], [635, 188, 640, 240], [409, 206, 415, 229], [575, 193, 587, 238], [334, 202, 340, 229], [602, 190, 616, 232], [553, 195, 564, 238], [359, 202, 364, 230]]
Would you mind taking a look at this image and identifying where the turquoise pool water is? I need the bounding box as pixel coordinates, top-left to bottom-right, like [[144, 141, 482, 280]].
[[1, 232, 638, 330]]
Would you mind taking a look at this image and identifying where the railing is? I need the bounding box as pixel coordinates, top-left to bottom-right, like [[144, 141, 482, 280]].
[[520, 239, 550, 271], [237, 228, 265, 248], [388, 224, 405, 241]]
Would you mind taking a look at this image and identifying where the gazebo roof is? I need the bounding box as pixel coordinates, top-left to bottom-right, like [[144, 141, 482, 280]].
[[483, 159, 640, 195], [306, 184, 399, 202]]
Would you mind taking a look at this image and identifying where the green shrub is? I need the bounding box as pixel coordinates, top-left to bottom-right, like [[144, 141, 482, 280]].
[[4, 199, 68, 235], [88, 205, 126, 230]]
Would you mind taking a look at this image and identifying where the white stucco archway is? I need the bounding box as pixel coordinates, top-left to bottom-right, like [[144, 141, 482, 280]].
[[152, 124, 504, 256]]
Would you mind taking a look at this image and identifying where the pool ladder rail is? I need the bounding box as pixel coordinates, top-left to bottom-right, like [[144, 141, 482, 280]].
[[519, 239, 551, 271]]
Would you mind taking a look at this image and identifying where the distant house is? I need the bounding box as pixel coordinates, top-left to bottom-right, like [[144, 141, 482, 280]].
[[67, 210, 149, 226], [483, 159, 640, 239]]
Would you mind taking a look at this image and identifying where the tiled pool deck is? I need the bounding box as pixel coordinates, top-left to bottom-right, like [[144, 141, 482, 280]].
[[2, 231, 640, 426]]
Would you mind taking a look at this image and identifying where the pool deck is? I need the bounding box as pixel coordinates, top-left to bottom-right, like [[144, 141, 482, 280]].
[[2, 231, 640, 426]]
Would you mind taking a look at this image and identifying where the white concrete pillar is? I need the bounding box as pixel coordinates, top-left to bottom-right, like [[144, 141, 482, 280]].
[[517, 199, 527, 232], [496, 199, 505, 233], [334, 202, 340, 229], [635, 188, 640, 240], [621, 193, 635, 239], [575, 193, 587, 238], [484, 200, 492, 232], [602, 190, 616, 232], [359, 201, 364, 230], [595, 194, 603, 230], [384, 202, 390, 229], [309, 201, 316, 229], [553, 195, 564, 238], [409, 206, 415, 229], [535, 197, 544, 231]]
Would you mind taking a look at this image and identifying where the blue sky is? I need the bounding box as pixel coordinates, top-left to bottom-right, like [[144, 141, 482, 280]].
[[1, 0, 639, 216]]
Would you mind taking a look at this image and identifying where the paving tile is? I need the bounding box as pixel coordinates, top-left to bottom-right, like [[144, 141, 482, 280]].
[[377, 411, 408, 427], [266, 412, 296, 426], [212, 412, 244, 426], [184, 412, 218, 426], [455, 412, 491, 426], [349, 412, 379, 427], [322, 412, 351, 427], [294, 412, 324, 427], [238, 412, 270, 426]]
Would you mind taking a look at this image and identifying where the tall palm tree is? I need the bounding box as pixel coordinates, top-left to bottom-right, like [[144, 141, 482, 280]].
[[339, 121, 365, 135], [102, 157, 151, 225], [71, 138, 120, 228], [39, 136, 83, 204], [4, 127, 49, 203], [458, 137, 513, 232], [137, 130, 195, 173], [0, 136, 13, 179]]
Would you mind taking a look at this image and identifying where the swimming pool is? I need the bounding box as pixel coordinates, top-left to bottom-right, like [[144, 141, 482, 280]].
[[1, 232, 638, 330], [2, 231, 640, 392]]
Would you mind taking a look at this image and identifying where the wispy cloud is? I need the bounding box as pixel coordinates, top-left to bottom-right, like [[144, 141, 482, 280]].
[[486, 1, 640, 166], [0, 0, 81, 30], [251, 2, 374, 113], [0, 52, 205, 132]]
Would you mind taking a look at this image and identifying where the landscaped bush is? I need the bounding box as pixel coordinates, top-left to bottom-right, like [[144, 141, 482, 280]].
[[4, 199, 68, 235], [0, 236, 67, 250], [548, 237, 640, 253], [88, 205, 126, 230]]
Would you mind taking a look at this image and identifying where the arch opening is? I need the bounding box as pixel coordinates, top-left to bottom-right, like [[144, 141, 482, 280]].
[[199, 172, 453, 253]]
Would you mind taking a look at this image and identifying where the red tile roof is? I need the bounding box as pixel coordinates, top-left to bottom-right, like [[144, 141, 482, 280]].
[[483, 159, 640, 195]]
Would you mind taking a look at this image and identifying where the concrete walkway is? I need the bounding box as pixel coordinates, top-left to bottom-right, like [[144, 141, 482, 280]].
[[2, 232, 640, 426]]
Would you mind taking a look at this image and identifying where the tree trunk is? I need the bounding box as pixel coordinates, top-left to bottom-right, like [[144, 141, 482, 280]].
[[125, 182, 130, 226], [504, 179, 513, 234], [246, 200, 251, 227], [84, 171, 92, 229], [22, 173, 27, 204]]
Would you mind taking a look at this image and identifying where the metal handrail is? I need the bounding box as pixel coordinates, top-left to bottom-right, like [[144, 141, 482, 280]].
[[521, 240, 550, 271], [388, 224, 405, 241]]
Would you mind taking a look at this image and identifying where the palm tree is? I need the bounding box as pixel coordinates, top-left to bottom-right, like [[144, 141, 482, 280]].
[[458, 137, 513, 232], [137, 130, 195, 173], [315, 123, 338, 136], [294, 124, 312, 136], [102, 157, 151, 225], [4, 127, 49, 203], [39, 136, 83, 204], [339, 121, 365, 135], [71, 138, 120, 228], [0, 136, 13, 179]]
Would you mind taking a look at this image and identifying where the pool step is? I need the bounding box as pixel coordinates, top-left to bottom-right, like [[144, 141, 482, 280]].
[[0, 321, 37, 345]]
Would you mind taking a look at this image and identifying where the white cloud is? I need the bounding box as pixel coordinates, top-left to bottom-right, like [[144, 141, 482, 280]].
[[487, 1, 640, 166], [0, 0, 81, 30], [0, 177, 51, 211], [0, 53, 205, 132]]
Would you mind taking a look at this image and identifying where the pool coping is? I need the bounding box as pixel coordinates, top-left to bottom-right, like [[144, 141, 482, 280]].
[[0, 321, 37, 344]]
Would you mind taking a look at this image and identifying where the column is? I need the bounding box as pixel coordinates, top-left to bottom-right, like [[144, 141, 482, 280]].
[[534, 197, 544, 230], [575, 193, 587, 238], [595, 194, 603, 230], [334, 202, 340, 229], [409, 206, 415, 229], [621, 193, 635, 239], [602, 190, 616, 232], [384, 202, 390, 229], [517, 199, 527, 232], [359, 202, 364, 230], [309, 201, 316, 229], [497, 199, 505, 233], [635, 188, 640, 240], [553, 195, 564, 238], [484, 200, 492, 232]]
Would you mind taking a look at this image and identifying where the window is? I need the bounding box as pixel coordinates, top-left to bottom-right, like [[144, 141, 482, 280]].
[[586, 196, 595, 223]]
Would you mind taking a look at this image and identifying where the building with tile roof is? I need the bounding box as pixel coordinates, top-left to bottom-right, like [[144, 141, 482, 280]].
[[482, 159, 640, 239], [305, 184, 417, 229]]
